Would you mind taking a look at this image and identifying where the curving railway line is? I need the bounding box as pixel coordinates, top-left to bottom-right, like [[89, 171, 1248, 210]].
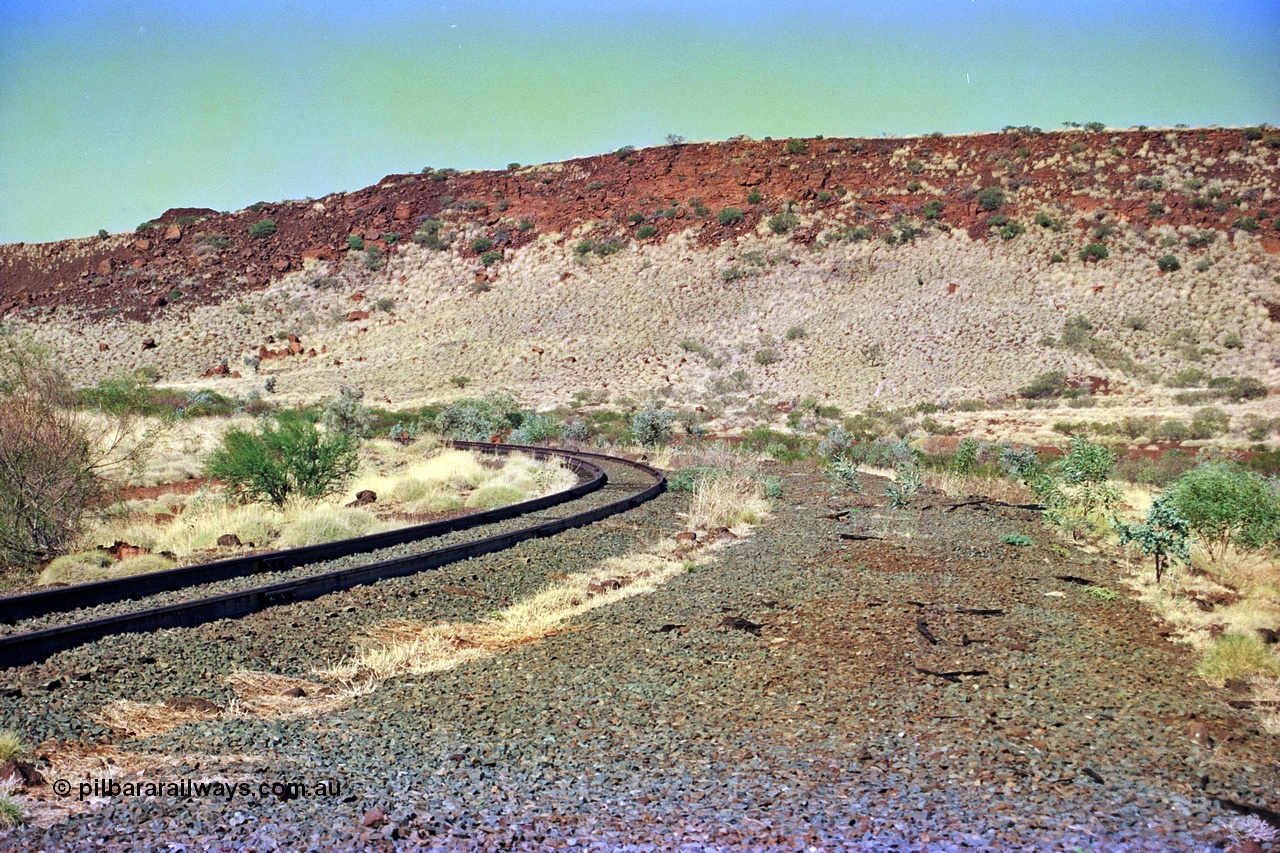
[[0, 441, 665, 670]]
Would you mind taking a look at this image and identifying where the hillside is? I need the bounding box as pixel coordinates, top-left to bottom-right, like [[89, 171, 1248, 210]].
[[1, 127, 1278, 413]]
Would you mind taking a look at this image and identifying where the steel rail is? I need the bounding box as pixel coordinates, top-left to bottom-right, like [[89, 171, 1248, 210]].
[[0, 442, 603, 624], [0, 444, 665, 669]]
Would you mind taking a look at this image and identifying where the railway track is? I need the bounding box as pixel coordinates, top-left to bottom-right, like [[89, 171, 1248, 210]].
[[0, 442, 665, 669]]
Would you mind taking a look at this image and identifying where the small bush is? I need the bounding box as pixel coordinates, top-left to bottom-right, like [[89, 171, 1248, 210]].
[[471, 236, 493, 253], [636, 225, 658, 240], [754, 349, 780, 366], [363, 246, 384, 270], [1157, 255, 1181, 272], [479, 250, 502, 266], [413, 220, 450, 250], [320, 386, 373, 440], [785, 326, 807, 341], [204, 412, 359, 507], [347, 235, 365, 251], [1001, 533, 1032, 546], [922, 200, 944, 220], [1233, 216, 1259, 232], [785, 139, 807, 155], [998, 222, 1025, 240], [1222, 332, 1244, 349], [717, 207, 745, 226], [631, 404, 676, 447], [1079, 243, 1109, 262], [1019, 370, 1068, 399], [976, 186, 1006, 211], [768, 212, 799, 234], [746, 189, 764, 205], [248, 220, 276, 239]]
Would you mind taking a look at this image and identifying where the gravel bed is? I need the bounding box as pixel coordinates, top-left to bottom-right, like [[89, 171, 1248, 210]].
[[0, 459, 650, 638], [1, 463, 1277, 851]]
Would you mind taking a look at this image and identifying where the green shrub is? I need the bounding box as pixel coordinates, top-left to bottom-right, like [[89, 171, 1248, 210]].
[[1222, 332, 1244, 349], [767, 212, 799, 234], [1188, 407, 1229, 440], [320, 386, 373, 440], [754, 348, 780, 366], [746, 189, 764, 204], [435, 393, 522, 440], [471, 236, 493, 253], [508, 413, 563, 445], [1079, 243, 1109, 262], [631, 403, 675, 447], [718, 207, 745, 226], [479, 250, 502, 266], [347, 234, 365, 250], [1041, 436, 1120, 534], [952, 438, 980, 475], [1166, 462, 1280, 561], [1018, 370, 1068, 399], [785, 139, 808, 155], [636, 225, 658, 240], [785, 326, 807, 341], [922, 200, 944, 220], [1115, 494, 1190, 581], [1233, 216, 1259, 232], [1001, 533, 1032, 546], [412, 220, 450, 250], [204, 412, 359, 507], [362, 246, 384, 270], [1147, 201, 1165, 217], [976, 186, 1006, 211], [1157, 255, 1181, 272], [248, 220, 277, 239], [998, 222, 1025, 240]]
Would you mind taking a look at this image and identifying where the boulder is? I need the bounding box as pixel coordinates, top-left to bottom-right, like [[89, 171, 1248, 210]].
[[164, 225, 181, 242], [216, 533, 242, 548]]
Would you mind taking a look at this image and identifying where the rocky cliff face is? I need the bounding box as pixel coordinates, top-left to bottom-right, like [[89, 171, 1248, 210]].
[[2, 128, 1278, 408]]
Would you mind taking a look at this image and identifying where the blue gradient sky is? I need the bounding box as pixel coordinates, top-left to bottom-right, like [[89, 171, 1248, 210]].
[[2, 1, 1277, 243]]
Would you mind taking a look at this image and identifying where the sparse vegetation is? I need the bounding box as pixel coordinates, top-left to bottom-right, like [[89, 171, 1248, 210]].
[[976, 186, 1006, 211]]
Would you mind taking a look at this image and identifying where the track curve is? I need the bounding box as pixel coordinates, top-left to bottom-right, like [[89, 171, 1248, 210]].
[[0, 442, 665, 669]]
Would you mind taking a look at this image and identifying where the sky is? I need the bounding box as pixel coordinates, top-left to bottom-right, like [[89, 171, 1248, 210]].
[[1, 1, 1277, 244]]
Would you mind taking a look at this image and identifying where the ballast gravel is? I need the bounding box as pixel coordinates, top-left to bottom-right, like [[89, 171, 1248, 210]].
[[1, 462, 1277, 852]]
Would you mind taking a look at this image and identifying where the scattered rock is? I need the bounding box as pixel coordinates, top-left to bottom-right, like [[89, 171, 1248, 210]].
[[346, 489, 377, 507], [141, 337, 157, 350], [98, 342, 109, 351], [717, 616, 762, 636], [163, 225, 181, 242], [281, 686, 307, 699], [0, 760, 44, 788], [361, 807, 386, 827], [346, 310, 370, 322], [1186, 720, 1211, 746], [675, 531, 697, 544], [393, 203, 412, 221]]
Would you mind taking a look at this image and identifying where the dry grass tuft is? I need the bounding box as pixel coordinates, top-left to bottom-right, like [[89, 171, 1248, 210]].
[[0, 730, 28, 762], [923, 471, 1035, 505], [687, 472, 770, 531], [94, 699, 222, 739], [224, 670, 351, 718], [1196, 633, 1280, 686], [323, 550, 690, 686]]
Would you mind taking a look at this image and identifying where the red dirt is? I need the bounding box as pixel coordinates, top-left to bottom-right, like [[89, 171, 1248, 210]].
[[1, 128, 1276, 324]]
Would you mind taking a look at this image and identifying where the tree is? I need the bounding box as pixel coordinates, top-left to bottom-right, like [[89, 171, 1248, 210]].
[[1165, 462, 1280, 563], [1115, 495, 1191, 582], [0, 338, 142, 564], [204, 412, 359, 507]]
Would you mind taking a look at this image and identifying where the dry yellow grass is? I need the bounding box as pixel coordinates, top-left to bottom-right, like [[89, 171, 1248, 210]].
[[94, 699, 221, 739], [687, 473, 770, 531], [923, 471, 1035, 504], [322, 549, 691, 687]]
